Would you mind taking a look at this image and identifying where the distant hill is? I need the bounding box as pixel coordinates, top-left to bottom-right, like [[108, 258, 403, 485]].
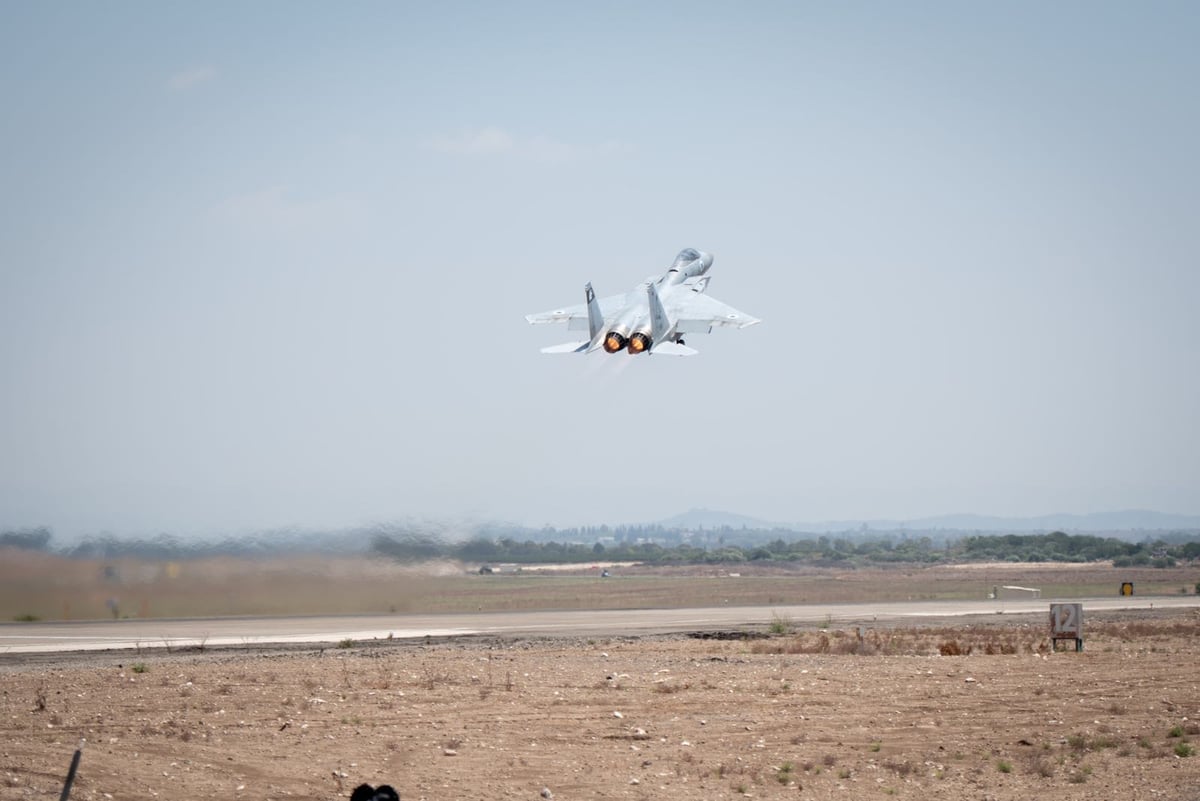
[[656, 508, 774, 530], [880, 510, 1200, 533], [656, 508, 1200, 533]]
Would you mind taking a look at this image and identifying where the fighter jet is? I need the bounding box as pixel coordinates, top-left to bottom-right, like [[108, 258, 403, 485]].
[[525, 248, 760, 356]]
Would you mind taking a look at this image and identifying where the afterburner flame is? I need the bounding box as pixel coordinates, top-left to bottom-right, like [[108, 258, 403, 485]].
[[603, 333, 627, 353]]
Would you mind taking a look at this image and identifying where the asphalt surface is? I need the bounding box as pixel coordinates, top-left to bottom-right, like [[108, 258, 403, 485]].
[[2, 596, 1197, 655]]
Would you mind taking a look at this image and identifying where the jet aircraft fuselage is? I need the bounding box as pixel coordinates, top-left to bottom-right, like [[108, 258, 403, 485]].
[[525, 248, 758, 357]]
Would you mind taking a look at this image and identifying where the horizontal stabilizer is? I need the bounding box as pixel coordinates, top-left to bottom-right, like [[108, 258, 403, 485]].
[[540, 341, 590, 354], [649, 342, 698, 356]]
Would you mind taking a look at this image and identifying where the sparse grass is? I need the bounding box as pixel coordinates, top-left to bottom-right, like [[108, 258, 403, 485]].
[[775, 761, 794, 784], [767, 611, 793, 635], [6, 565, 1200, 799], [751, 623, 1044, 657], [1090, 619, 1200, 641], [131, 662, 148, 674], [4, 553, 1198, 620], [1026, 754, 1055, 778], [337, 638, 355, 649], [11, 613, 39, 622], [997, 759, 1012, 773], [1169, 725, 1185, 738], [1175, 742, 1195, 757]]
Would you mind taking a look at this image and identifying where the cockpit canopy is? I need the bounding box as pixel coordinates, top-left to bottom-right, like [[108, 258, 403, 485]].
[[671, 248, 702, 269]]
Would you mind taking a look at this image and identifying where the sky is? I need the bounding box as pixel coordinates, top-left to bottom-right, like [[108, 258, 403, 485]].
[[2, 2, 1198, 538]]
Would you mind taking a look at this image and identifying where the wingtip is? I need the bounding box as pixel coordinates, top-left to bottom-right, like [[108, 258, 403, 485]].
[[649, 342, 699, 356]]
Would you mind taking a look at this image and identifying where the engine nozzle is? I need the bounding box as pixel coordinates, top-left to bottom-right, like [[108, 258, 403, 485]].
[[603, 332, 628, 353], [627, 332, 651, 354]]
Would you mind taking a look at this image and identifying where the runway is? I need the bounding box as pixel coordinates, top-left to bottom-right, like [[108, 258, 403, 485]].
[[1, 596, 1196, 655]]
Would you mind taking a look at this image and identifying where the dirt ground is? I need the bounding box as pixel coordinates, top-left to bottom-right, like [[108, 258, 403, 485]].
[[2, 610, 1199, 801], [5, 550, 1198, 621]]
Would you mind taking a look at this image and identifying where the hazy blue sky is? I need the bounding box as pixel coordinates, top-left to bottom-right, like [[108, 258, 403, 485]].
[[2, 2, 1197, 537]]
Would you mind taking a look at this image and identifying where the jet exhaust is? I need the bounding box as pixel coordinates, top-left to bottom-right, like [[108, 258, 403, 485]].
[[602, 332, 628, 353], [526, 248, 759, 357], [627, 332, 651, 354]]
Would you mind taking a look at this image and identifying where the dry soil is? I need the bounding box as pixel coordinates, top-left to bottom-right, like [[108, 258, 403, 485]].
[[2, 610, 1199, 801]]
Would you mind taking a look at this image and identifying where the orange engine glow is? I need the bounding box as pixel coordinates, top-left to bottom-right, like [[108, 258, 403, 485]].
[[603, 333, 627, 353], [628, 333, 651, 354]]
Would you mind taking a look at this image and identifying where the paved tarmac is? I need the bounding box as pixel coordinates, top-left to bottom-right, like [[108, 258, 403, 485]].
[[1, 596, 1196, 655]]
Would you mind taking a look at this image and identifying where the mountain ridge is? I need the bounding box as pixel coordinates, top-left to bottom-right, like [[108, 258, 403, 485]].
[[657, 507, 1200, 533]]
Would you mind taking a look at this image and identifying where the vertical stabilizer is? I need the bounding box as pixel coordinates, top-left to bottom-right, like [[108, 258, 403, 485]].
[[585, 282, 603, 340], [647, 282, 671, 345], [646, 282, 696, 354]]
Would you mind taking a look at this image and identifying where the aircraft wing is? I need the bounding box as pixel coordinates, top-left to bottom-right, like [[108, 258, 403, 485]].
[[666, 291, 761, 334], [525, 292, 629, 332]]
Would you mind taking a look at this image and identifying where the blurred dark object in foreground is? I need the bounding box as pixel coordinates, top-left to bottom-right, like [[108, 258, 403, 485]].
[[351, 784, 399, 801]]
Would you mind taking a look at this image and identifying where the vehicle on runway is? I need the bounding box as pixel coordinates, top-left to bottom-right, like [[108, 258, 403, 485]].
[[525, 248, 760, 356]]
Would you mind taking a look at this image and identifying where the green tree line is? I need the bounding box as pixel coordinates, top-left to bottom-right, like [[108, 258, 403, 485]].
[[4, 526, 1198, 567], [373, 531, 1200, 567]]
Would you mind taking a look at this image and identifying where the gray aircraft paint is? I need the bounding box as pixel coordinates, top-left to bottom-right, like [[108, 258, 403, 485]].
[[526, 248, 760, 356]]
